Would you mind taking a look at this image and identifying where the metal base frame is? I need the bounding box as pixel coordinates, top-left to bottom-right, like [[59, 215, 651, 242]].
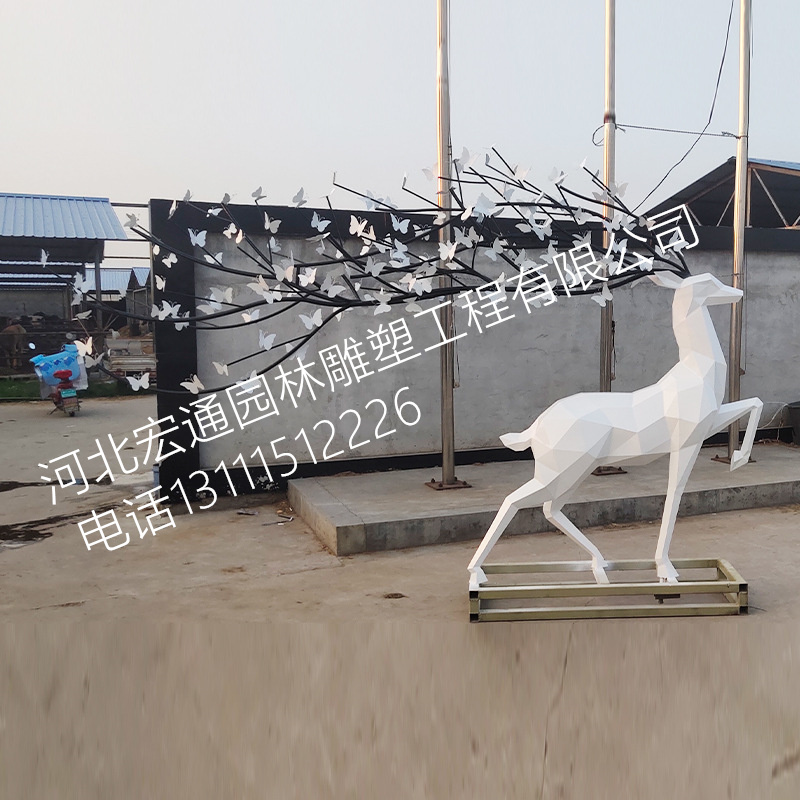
[[469, 558, 748, 622]]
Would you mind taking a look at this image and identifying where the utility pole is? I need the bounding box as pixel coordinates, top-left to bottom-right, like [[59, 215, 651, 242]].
[[593, 0, 626, 477], [727, 0, 750, 460], [428, 0, 468, 490], [600, 0, 615, 394]]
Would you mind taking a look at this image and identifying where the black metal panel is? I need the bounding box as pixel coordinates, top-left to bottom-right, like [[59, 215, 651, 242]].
[[150, 199, 200, 492]]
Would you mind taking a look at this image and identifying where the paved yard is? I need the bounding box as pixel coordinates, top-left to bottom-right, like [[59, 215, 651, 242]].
[[1, 398, 799, 798]]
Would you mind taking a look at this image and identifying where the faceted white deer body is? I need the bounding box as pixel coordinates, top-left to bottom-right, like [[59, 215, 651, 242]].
[[468, 272, 763, 589]]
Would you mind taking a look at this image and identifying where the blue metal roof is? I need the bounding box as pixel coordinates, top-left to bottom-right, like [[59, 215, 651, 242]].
[[0, 194, 127, 241], [749, 158, 800, 172], [83, 267, 149, 293]]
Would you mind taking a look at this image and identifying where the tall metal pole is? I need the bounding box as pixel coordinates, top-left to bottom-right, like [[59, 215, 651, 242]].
[[727, 0, 750, 460], [600, 0, 615, 393], [434, 0, 457, 487]]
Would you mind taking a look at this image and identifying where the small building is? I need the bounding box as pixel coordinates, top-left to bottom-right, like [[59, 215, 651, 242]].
[[0, 192, 127, 326]]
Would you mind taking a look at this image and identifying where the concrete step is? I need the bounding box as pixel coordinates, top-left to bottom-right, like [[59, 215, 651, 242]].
[[288, 443, 800, 556]]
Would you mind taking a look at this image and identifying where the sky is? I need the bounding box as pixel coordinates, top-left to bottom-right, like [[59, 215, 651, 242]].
[[3, 0, 799, 263]]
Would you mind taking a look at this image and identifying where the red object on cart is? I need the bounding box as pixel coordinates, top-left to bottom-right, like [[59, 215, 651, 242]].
[[50, 369, 81, 416]]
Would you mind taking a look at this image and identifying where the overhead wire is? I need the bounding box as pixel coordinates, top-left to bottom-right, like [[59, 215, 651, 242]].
[[597, 0, 737, 213]]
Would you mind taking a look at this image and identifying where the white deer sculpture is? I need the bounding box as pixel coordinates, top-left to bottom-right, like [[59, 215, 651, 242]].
[[468, 272, 763, 589]]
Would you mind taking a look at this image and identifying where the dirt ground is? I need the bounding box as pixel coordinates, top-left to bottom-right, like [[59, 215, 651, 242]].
[[1, 398, 799, 798]]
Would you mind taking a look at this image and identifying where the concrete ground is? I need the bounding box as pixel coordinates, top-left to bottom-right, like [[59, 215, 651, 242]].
[[1, 398, 799, 798]]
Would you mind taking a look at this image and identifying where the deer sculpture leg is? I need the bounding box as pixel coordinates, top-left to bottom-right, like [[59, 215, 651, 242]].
[[468, 476, 548, 590], [710, 398, 763, 470], [654, 442, 703, 583], [468, 458, 609, 590], [542, 501, 610, 584]]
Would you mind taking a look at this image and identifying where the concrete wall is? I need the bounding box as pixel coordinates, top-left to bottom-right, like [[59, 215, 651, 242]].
[[191, 231, 800, 470]]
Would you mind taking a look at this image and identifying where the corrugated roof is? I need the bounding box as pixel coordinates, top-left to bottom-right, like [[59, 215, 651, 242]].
[[0, 194, 127, 241], [0, 272, 73, 288], [749, 158, 800, 172], [646, 157, 800, 227], [83, 268, 142, 293], [131, 266, 150, 287]]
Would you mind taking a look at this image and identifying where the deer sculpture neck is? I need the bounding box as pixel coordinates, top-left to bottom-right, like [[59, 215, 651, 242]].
[[666, 281, 729, 404]]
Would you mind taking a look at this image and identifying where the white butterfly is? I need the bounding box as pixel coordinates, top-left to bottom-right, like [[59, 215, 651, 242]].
[[188, 229, 207, 247], [299, 309, 323, 329], [259, 330, 277, 351], [183, 190, 192, 202], [453, 227, 474, 249], [168, 199, 178, 219], [531, 219, 552, 241], [405, 301, 423, 314], [212, 361, 229, 376], [204, 252, 223, 264], [125, 213, 138, 229], [299, 268, 317, 287], [236, 228, 244, 244], [174, 312, 191, 331], [252, 186, 266, 202], [349, 215, 368, 237], [311, 211, 331, 232], [292, 187, 306, 207], [391, 214, 410, 234], [155, 275, 166, 291], [75, 338, 93, 357], [242, 309, 260, 322], [269, 235, 281, 253], [439, 240, 457, 262], [611, 181, 628, 198], [473, 193, 498, 219], [264, 213, 281, 234], [110, 329, 120, 339], [364, 256, 385, 277], [235, 370, 259, 393], [422, 162, 438, 181], [326, 284, 347, 299], [73, 274, 92, 295], [373, 292, 391, 315], [127, 372, 150, 391], [275, 254, 295, 283], [485, 238, 506, 262], [162, 252, 177, 269], [592, 284, 614, 307], [40, 249, 49, 265], [154, 244, 161, 254], [222, 223, 237, 238], [180, 374, 204, 394], [207, 207, 222, 217], [548, 167, 567, 186], [83, 354, 102, 369], [74, 310, 93, 320], [399, 272, 417, 292], [210, 287, 233, 305], [413, 277, 433, 296], [221, 192, 231, 204], [247, 275, 272, 299]]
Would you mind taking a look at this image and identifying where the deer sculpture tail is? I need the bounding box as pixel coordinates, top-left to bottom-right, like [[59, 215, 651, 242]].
[[499, 421, 537, 452]]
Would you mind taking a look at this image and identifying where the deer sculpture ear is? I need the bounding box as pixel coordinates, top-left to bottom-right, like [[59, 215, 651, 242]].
[[649, 271, 685, 290]]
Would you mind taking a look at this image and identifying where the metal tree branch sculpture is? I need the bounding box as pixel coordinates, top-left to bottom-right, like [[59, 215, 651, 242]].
[[71, 149, 694, 393]]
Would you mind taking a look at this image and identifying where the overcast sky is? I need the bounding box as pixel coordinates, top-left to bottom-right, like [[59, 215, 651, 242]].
[[3, 0, 798, 221]]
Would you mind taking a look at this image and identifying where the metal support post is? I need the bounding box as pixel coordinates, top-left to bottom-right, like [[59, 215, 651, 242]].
[[428, 0, 469, 490], [727, 0, 750, 460]]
